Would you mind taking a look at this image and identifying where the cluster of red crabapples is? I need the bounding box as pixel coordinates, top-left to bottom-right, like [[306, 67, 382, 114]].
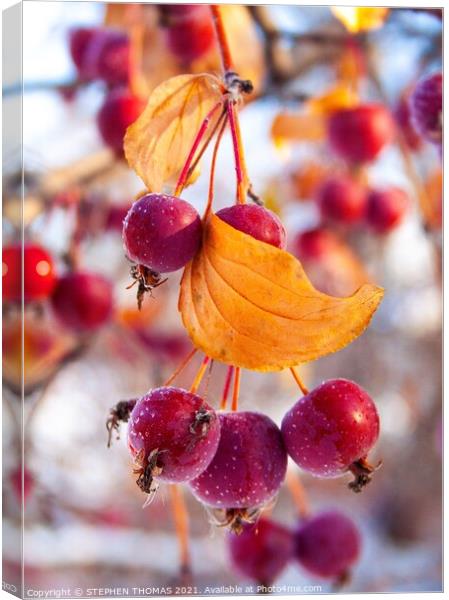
[[107, 190, 381, 584], [68, 6, 215, 156], [2, 243, 114, 334]]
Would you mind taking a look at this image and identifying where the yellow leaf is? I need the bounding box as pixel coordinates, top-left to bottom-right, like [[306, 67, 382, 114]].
[[307, 85, 358, 114], [331, 7, 389, 33], [179, 215, 384, 372], [124, 73, 224, 191]]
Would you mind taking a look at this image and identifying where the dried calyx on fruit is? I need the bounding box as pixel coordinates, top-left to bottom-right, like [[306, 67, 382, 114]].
[[189, 411, 288, 533], [281, 379, 380, 492], [126, 387, 220, 501], [122, 193, 202, 307]]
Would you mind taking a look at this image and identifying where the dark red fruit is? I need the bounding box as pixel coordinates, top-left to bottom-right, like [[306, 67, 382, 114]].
[[328, 104, 394, 163], [394, 94, 422, 151], [316, 176, 366, 224], [162, 5, 215, 63], [281, 379, 379, 486], [69, 27, 99, 77], [10, 466, 35, 504], [216, 204, 286, 249], [409, 72, 442, 145], [294, 511, 361, 579], [51, 272, 114, 332], [228, 518, 294, 585], [97, 89, 145, 155], [106, 204, 132, 232], [2, 244, 56, 303], [123, 193, 202, 273], [127, 387, 220, 485], [84, 30, 130, 86], [293, 228, 338, 261], [365, 187, 408, 234], [189, 411, 287, 512]]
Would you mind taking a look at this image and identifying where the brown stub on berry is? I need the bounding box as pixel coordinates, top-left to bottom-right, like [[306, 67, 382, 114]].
[[126, 264, 167, 310], [188, 406, 215, 441], [348, 457, 382, 493], [106, 399, 137, 447], [208, 507, 262, 535], [133, 448, 164, 502]]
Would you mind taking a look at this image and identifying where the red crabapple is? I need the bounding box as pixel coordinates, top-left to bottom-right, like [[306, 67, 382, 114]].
[[294, 511, 361, 580], [409, 72, 442, 145], [228, 518, 295, 585], [328, 104, 394, 163], [69, 27, 99, 79], [161, 5, 215, 63], [293, 228, 339, 262], [365, 187, 409, 234], [123, 193, 202, 273], [189, 411, 288, 532], [97, 88, 145, 155], [84, 30, 131, 86], [127, 387, 220, 493], [316, 176, 367, 224], [281, 379, 380, 492], [216, 204, 286, 249], [51, 271, 114, 332], [2, 244, 56, 303]]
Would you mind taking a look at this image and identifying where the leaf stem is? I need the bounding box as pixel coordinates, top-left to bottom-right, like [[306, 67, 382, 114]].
[[220, 366, 234, 410], [190, 356, 211, 394], [290, 367, 309, 395], [231, 367, 241, 412], [174, 101, 223, 197], [163, 348, 197, 387], [169, 485, 191, 576]]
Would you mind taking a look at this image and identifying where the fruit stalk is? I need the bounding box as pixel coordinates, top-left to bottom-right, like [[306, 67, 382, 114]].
[[204, 114, 229, 219], [163, 348, 197, 386], [231, 367, 241, 412], [286, 470, 310, 518], [190, 356, 211, 394], [220, 366, 234, 410], [211, 5, 234, 72], [169, 484, 192, 576], [290, 367, 309, 395]]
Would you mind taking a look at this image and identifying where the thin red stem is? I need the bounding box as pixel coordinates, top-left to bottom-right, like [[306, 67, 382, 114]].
[[211, 5, 234, 72], [204, 113, 229, 219], [286, 470, 310, 519], [163, 348, 197, 387], [231, 367, 241, 412], [227, 101, 247, 204], [174, 101, 223, 196], [220, 366, 234, 411]]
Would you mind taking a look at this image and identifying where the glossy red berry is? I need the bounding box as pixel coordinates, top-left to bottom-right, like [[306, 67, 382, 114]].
[[216, 204, 286, 249], [189, 411, 287, 510], [228, 518, 294, 586], [84, 30, 130, 86], [316, 176, 366, 224], [2, 244, 56, 303], [409, 72, 442, 145], [294, 511, 361, 579], [365, 187, 408, 234], [281, 379, 379, 479], [162, 5, 215, 63], [51, 272, 114, 332], [69, 27, 99, 78], [97, 89, 145, 155], [123, 193, 202, 273], [127, 387, 221, 483], [328, 104, 394, 163]]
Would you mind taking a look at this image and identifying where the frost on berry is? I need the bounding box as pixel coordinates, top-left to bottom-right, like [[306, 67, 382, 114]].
[[127, 387, 220, 498], [189, 411, 287, 533], [281, 379, 380, 491]]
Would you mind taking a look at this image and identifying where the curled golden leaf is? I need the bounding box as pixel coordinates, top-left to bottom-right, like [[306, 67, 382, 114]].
[[124, 73, 224, 191], [179, 215, 384, 372]]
